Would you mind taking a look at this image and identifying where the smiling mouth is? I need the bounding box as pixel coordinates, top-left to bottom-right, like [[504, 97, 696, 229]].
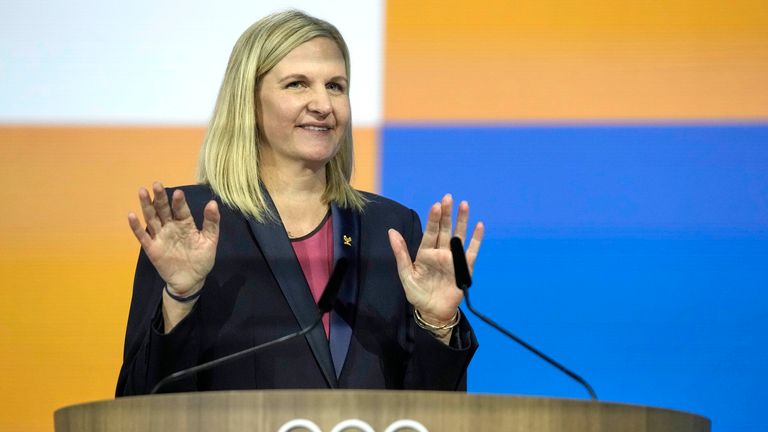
[[299, 125, 332, 131]]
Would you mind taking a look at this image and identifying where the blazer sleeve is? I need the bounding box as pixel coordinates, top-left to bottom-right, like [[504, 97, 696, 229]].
[[115, 248, 203, 396], [402, 209, 479, 390]]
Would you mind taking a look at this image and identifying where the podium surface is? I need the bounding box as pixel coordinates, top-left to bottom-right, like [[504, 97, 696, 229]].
[[55, 390, 710, 432]]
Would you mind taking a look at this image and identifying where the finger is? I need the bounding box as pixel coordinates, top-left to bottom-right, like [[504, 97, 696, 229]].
[[170, 189, 192, 221], [138, 187, 161, 237], [454, 200, 470, 244], [152, 181, 173, 224], [466, 221, 485, 274], [418, 202, 441, 250], [388, 229, 413, 279], [436, 193, 453, 249], [128, 212, 153, 250], [202, 200, 220, 241]]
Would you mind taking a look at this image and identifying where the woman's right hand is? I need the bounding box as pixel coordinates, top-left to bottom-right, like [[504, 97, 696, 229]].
[[127, 182, 220, 298]]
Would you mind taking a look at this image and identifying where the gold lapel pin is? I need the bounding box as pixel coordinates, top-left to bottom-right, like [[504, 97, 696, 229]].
[[343, 235, 352, 246]]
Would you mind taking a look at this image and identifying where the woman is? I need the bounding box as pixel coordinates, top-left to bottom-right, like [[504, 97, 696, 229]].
[[117, 10, 484, 395]]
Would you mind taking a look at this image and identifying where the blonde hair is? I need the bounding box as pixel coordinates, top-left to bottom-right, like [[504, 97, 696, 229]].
[[197, 10, 365, 221]]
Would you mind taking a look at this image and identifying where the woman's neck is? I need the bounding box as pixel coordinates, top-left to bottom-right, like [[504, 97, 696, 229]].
[[260, 163, 330, 239]]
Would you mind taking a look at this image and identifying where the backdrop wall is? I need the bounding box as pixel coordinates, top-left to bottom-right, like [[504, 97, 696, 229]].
[[1, 1, 766, 431]]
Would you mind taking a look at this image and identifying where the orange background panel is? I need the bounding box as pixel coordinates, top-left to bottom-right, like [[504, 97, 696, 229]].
[[385, 0, 768, 121], [0, 126, 376, 431]]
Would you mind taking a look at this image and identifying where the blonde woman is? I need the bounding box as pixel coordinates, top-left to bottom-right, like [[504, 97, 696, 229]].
[[117, 10, 483, 395]]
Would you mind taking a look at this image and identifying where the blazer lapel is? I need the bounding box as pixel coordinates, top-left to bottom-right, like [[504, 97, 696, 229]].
[[329, 203, 360, 378], [245, 193, 338, 388]]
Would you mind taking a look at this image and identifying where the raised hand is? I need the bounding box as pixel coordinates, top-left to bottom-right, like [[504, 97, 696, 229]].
[[127, 182, 220, 298], [388, 194, 484, 326]]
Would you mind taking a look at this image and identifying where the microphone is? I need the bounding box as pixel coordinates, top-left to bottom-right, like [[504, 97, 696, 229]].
[[150, 257, 349, 394], [449, 237, 598, 400]]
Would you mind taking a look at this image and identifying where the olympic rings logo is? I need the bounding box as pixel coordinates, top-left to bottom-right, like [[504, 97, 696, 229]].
[[277, 418, 429, 432]]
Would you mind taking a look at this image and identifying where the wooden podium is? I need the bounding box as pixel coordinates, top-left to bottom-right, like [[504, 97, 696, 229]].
[[55, 390, 710, 431]]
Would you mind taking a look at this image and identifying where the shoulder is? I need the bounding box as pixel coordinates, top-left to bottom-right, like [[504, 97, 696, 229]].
[[164, 184, 217, 213], [166, 183, 213, 197], [356, 191, 420, 228], [355, 191, 424, 250], [359, 191, 414, 216]]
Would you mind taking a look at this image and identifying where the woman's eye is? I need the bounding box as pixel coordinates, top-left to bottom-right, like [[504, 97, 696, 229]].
[[286, 81, 304, 89], [327, 82, 345, 93]]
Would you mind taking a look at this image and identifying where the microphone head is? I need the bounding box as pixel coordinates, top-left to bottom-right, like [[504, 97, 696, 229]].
[[317, 257, 349, 313], [450, 237, 472, 290]]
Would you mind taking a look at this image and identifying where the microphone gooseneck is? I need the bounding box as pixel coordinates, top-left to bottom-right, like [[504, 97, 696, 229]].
[[449, 237, 598, 400], [150, 258, 349, 394]]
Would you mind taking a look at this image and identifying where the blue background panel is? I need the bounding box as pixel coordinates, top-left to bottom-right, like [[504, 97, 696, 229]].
[[381, 124, 768, 432]]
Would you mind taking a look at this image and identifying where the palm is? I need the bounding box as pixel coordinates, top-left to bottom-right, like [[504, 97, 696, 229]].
[[144, 217, 217, 294], [389, 194, 484, 324], [128, 183, 220, 296], [403, 248, 464, 319]]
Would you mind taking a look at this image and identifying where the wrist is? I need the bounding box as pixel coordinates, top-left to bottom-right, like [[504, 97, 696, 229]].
[[161, 289, 197, 333], [165, 281, 204, 303], [414, 308, 461, 330]]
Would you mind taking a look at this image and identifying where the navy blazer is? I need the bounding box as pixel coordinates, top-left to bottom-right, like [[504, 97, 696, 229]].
[[116, 185, 477, 395]]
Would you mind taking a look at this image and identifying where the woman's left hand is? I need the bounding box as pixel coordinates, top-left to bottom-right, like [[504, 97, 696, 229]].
[[388, 194, 484, 326]]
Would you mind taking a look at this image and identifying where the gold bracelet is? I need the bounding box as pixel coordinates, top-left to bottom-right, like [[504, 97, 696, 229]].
[[414, 308, 461, 331]]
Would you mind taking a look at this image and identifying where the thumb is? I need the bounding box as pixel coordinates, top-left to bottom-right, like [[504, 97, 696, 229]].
[[388, 229, 413, 279], [202, 200, 220, 241]]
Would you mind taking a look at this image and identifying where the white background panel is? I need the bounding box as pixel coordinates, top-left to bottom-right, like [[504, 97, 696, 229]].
[[0, 0, 384, 125]]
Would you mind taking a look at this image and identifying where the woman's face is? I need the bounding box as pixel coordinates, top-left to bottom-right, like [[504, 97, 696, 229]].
[[258, 37, 350, 171]]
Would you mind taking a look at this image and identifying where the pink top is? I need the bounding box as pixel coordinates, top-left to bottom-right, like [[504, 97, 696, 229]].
[[290, 213, 333, 339]]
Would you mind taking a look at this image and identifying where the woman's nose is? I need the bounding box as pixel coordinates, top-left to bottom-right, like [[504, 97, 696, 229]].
[[307, 87, 332, 116]]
